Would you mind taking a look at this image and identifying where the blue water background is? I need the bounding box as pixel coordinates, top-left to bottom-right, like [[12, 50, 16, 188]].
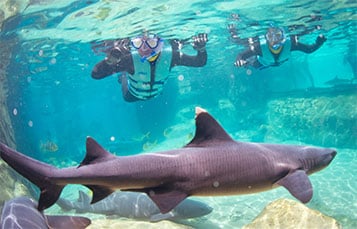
[[1, 0, 356, 228]]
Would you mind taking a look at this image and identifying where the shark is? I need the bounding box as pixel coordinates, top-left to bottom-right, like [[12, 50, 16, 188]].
[[0, 107, 336, 214], [57, 190, 212, 222], [0, 196, 90, 229], [325, 76, 353, 86]]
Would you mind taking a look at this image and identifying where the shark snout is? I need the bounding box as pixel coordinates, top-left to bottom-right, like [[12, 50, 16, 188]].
[[325, 149, 337, 165], [303, 147, 337, 174], [316, 149, 337, 169]]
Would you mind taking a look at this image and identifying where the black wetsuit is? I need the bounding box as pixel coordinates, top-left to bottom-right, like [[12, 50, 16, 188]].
[[91, 37, 207, 102], [235, 35, 326, 69], [228, 25, 326, 69]]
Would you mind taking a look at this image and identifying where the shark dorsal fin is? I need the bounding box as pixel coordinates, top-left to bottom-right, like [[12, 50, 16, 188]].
[[78, 137, 116, 167], [185, 107, 233, 147]]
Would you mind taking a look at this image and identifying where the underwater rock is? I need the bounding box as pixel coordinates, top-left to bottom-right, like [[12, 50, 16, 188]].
[[0, 43, 16, 148], [0, 0, 30, 31], [0, 161, 33, 212], [266, 94, 357, 149], [0, 161, 16, 204], [243, 198, 341, 229], [0, 36, 33, 211]]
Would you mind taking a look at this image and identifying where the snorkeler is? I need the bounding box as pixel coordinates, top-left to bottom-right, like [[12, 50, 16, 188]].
[[91, 33, 208, 102], [228, 25, 326, 69]]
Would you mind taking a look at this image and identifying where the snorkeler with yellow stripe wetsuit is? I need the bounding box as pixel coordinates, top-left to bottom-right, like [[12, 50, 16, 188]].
[[91, 33, 208, 102], [229, 26, 326, 69]]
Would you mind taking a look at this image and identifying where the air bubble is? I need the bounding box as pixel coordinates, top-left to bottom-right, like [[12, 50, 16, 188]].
[[13, 108, 17, 116], [178, 74, 184, 81]]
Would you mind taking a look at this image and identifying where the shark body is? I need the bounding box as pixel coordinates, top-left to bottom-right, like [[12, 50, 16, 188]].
[[0, 107, 336, 214], [57, 190, 212, 222], [0, 196, 90, 229]]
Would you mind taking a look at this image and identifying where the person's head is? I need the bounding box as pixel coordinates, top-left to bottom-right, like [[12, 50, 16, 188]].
[[265, 27, 286, 54], [130, 33, 164, 62]]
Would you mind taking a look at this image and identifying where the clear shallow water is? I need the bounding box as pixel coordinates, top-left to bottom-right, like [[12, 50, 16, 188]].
[[0, 0, 356, 228]]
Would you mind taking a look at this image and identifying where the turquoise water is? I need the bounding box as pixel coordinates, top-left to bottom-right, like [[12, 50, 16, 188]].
[[1, 0, 356, 228]]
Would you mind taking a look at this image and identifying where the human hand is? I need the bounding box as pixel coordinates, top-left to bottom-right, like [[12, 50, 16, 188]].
[[227, 24, 236, 31], [316, 34, 327, 45], [106, 47, 122, 65], [192, 33, 208, 51], [234, 59, 247, 67], [170, 39, 181, 50]]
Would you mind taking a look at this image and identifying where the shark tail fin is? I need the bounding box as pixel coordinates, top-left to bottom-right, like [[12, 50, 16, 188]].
[[0, 142, 65, 211], [38, 185, 65, 211]]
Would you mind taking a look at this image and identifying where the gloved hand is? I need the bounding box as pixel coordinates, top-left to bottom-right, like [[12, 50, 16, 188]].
[[170, 39, 181, 50], [105, 39, 130, 66], [316, 34, 327, 45], [192, 33, 208, 51], [227, 24, 236, 31], [106, 47, 122, 65], [234, 59, 247, 67]]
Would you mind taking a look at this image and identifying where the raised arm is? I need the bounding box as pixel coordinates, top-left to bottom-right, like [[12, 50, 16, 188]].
[[234, 40, 261, 67], [170, 33, 208, 68], [291, 34, 326, 53], [91, 38, 134, 79]]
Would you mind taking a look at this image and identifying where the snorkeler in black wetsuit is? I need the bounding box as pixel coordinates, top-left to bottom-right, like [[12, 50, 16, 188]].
[[91, 33, 208, 102], [228, 25, 326, 69]]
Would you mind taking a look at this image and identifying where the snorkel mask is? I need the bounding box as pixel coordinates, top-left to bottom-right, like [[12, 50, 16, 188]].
[[131, 34, 164, 63], [265, 27, 286, 54]]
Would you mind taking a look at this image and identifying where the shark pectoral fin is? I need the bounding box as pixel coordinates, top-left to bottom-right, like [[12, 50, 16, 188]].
[[46, 215, 91, 229], [125, 187, 188, 214], [150, 212, 175, 222], [86, 185, 114, 204], [148, 189, 188, 214], [276, 170, 313, 203]]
